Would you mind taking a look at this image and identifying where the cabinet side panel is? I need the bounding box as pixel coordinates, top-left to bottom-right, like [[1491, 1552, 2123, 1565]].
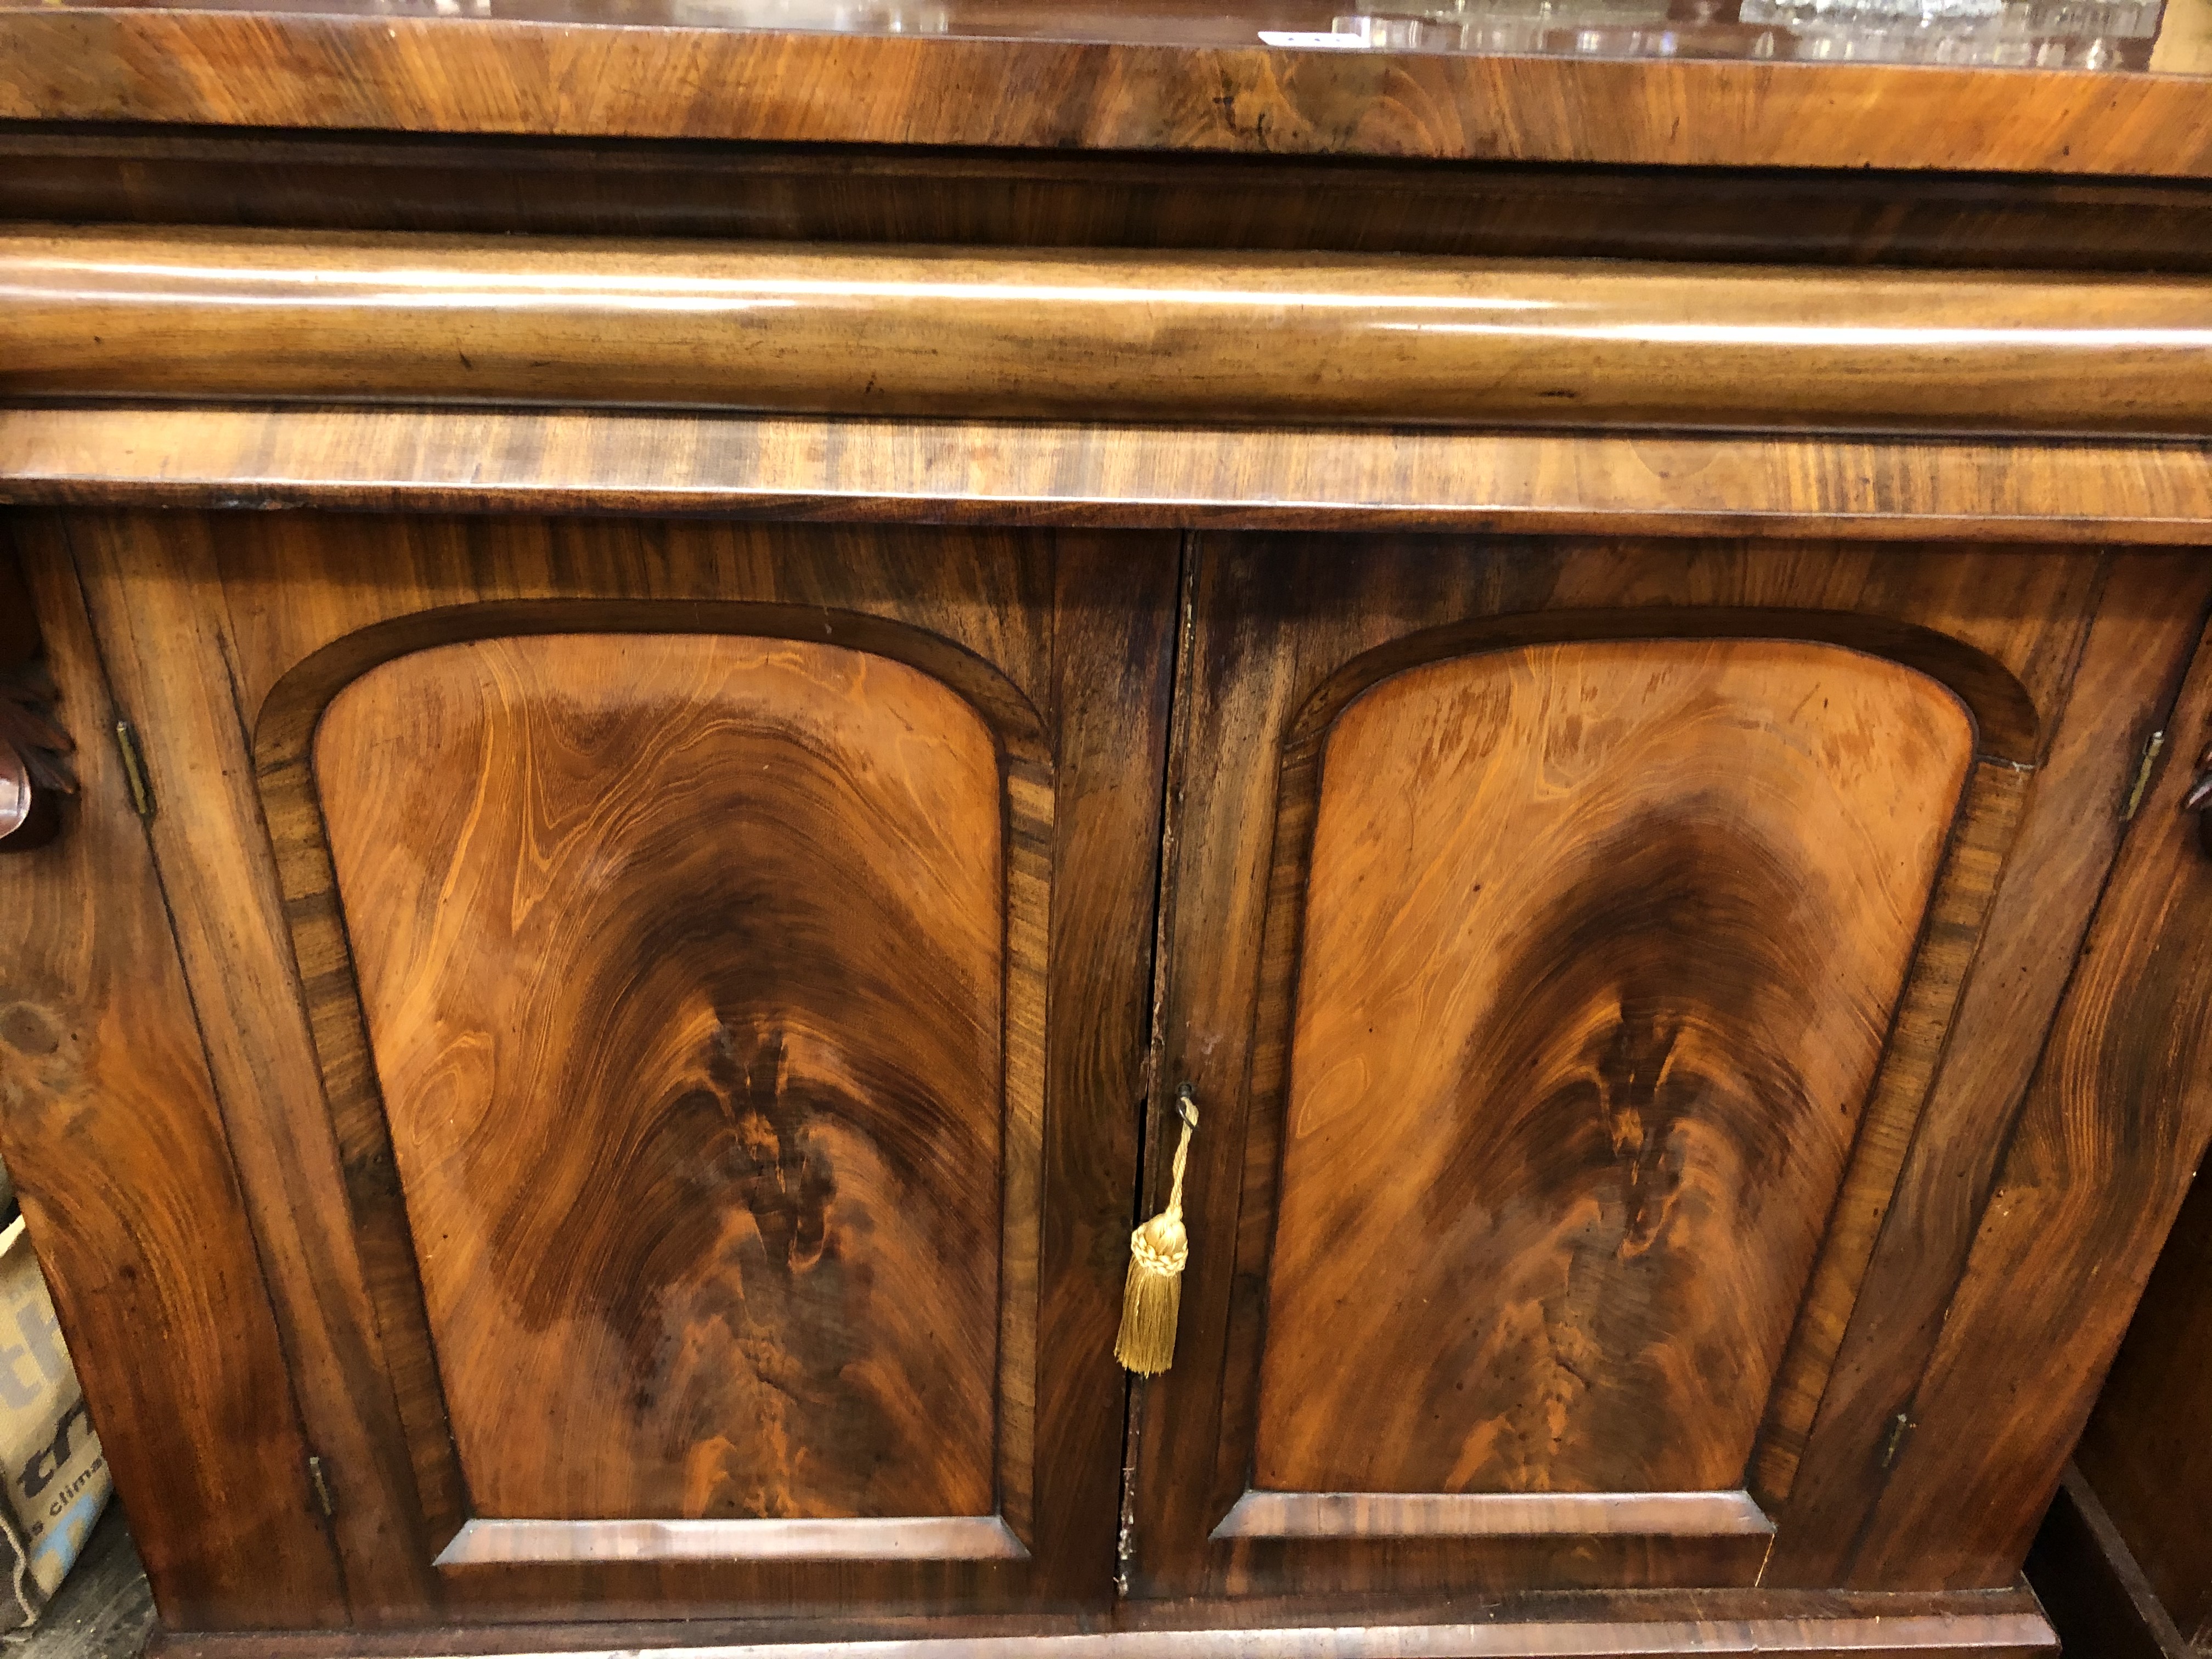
[[1849, 587, 2212, 1589], [1255, 639, 1972, 1498], [315, 633, 1005, 1524], [0, 515, 347, 1629]]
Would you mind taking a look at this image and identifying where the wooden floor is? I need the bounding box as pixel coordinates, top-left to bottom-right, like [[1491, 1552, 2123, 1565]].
[[3, 1509, 154, 1659]]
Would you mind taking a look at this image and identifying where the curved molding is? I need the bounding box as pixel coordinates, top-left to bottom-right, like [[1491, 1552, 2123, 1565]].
[[9, 228, 2212, 436], [1285, 609, 2037, 765], [255, 597, 1051, 772]]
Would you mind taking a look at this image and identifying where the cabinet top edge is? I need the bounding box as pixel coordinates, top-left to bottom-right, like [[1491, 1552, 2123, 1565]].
[[3, 3, 2212, 180]]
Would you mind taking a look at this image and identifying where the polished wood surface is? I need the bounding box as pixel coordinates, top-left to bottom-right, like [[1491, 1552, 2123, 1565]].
[[69, 520, 453, 1619], [7, 17, 2212, 1647], [15, 407, 2212, 545], [139, 1609, 2062, 1657], [143, 1606, 2061, 1659], [316, 633, 1006, 1534], [62, 510, 1176, 1622], [1254, 640, 1970, 1501], [0, 7, 2210, 180], [14, 131, 2212, 273], [1211, 1491, 1774, 1538], [134, 1582, 2055, 1656], [1755, 554, 2212, 1589], [0, 518, 347, 1630], [435, 1517, 1027, 1565], [1835, 602, 2212, 1590], [262, 601, 1055, 1569], [1747, 766, 2029, 1508], [13, 450, 2209, 1645], [1131, 534, 2193, 1603], [9, 229, 2212, 435]]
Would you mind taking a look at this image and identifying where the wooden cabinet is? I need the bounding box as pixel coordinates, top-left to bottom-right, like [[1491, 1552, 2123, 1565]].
[[15, 506, 2212, 1655], [8, 41, 2212, 1657]]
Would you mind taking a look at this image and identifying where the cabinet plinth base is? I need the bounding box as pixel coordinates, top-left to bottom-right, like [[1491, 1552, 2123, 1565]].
[[145, 1593, 2056, 1659]]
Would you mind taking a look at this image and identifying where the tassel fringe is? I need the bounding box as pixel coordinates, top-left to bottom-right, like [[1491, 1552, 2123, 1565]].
[[1116, 1086, 1198, 1376]]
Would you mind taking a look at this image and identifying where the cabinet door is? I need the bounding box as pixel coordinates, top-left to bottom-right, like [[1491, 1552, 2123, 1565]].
[[65, 512, 1175, 1624], [1128, 533, 2208, 1602]]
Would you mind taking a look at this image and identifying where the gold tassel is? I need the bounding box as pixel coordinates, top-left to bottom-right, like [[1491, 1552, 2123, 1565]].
[[1116, 1085, 1198, 1376]]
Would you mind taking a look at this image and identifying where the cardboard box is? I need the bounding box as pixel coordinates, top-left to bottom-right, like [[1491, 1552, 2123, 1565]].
[[0, 1215, 110, 1628]]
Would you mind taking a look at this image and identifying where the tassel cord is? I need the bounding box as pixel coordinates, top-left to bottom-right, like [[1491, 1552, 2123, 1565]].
[[1115, 1085, 1199, 1376], [1160, 1110, 1193, 1231]]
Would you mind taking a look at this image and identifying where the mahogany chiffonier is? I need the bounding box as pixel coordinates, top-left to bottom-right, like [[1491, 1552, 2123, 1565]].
[[5, 9, 2212, 1655]]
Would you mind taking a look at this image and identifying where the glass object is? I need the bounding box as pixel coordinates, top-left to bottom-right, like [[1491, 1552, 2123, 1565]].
[[1324, 0, 2163, 65]]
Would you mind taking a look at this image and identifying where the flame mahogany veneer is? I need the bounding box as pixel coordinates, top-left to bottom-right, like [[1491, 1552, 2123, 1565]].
[[5, 20, 2212, 1659]]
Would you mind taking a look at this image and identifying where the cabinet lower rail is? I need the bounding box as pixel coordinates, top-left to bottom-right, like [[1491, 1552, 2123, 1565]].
[[145, 1599, 2056, 1659]]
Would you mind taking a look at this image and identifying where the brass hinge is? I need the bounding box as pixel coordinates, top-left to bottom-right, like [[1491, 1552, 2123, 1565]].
[[112, 719, 155, 823], [307, 1454, 335, 1518], [2123, 729, 2166, 821]]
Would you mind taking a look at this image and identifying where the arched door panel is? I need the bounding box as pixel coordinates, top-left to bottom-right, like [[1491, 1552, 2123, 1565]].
[[1130, 532, 2160, 1603]]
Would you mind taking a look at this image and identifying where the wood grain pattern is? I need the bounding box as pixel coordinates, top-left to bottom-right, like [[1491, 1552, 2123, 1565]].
[[136, 1583, 2050, 1650], [9, 229, 2212, 436], [261, 612, 1050, 1580], [0, 5, 2210, 181], [0, 516, 347, 1630], [314, 633, 1009, 1530], [253, 597, 1056, 1567], [1252, 640, 1971, 1501], [435, 1518, 1027, 1565], [1211, 1491, 1774, 1538], [1131, 532, 2119, 1605], [1762, 552, 2212, 1590], [10, 129, 2212, 274], [18, 408, 2212, 546], [143, 1607, 2059, 1657], [64, 509, 1174, 1624], [1837, 603, 2212, 1590], [11, 43, 2209, 1640], [44, 502, 2172, 1625], [67, 515, 459, 1622], [1750, 764, 2030, 1504]]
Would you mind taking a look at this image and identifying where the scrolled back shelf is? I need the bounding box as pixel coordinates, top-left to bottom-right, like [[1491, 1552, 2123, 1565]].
[[8, 225, 2212, 436]]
